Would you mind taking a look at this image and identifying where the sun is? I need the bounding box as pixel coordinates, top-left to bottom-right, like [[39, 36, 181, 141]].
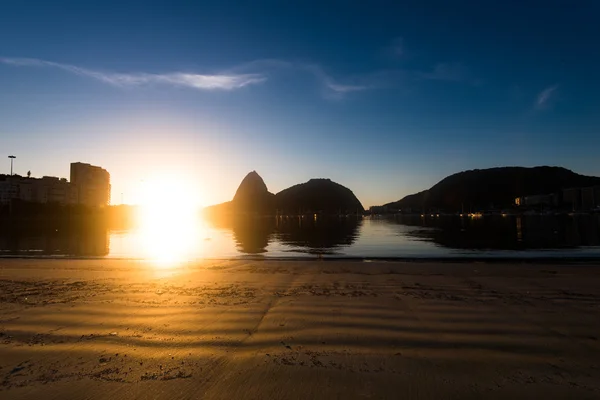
[[134, 175, 204, 265]]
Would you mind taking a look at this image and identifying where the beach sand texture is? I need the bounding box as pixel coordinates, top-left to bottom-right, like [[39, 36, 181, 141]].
[[1, 259, 600, 399]]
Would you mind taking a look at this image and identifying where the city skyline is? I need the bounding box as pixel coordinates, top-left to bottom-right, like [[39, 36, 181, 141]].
[[0, 160, 110, 207], [2, 1, 600, 208]]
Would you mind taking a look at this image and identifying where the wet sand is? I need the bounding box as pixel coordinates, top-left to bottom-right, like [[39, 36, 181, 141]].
[[1, 259, 600, 399]]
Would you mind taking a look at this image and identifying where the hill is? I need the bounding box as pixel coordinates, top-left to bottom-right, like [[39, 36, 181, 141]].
[[204, 173, 363, 216], [204, 171, 274, 216], [383, 166, 600, 212], [232, 171, 275, 213], [275, 178, 364, 214]]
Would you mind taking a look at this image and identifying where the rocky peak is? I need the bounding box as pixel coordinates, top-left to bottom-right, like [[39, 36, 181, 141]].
[[233, 171, 270, 202]]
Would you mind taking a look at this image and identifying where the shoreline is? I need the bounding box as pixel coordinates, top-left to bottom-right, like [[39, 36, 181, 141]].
[[1, 259, 600, 399], [2, 255, 600, 263]]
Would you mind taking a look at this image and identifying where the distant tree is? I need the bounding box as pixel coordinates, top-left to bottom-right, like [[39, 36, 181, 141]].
[[27, 170, 31, 178]]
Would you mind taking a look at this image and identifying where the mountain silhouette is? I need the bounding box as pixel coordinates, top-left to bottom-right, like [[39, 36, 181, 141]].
[[205, 173, 364, 216], [232, 171, 275, 213], [204, 171, 274, 216], [383, 166, 600, 212], [275, 179, 364, 214]]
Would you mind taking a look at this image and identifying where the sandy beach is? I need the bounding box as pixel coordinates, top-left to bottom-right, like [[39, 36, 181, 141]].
[[1, 259, 600, 399]]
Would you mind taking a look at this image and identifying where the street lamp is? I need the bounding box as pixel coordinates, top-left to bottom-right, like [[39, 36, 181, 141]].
[[8, 155, 15, 176]]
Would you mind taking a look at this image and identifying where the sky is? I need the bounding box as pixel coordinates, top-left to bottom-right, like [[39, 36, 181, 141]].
[[1, 0, 600, 208]]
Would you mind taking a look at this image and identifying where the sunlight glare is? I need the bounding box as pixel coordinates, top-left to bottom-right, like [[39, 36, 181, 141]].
[[135, 175, 204, 266]]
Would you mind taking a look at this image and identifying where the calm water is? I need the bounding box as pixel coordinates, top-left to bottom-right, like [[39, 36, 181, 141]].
[[1, 215, 600, 259]]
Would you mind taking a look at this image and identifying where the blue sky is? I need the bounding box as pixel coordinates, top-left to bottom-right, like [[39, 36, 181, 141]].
[[1, 0, 599, 207]]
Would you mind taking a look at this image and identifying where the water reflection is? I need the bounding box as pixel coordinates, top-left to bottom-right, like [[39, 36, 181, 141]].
[[386, 215, 600, 250], [0, 225, 108, 256], [207, 215, 362, 255], [1, 214, 599, 258], [274, 216, 362, 254], [134, 212, 203, 265], [231, 218, 274, 254]]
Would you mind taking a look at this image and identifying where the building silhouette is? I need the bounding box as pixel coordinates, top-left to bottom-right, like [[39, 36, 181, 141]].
[[70, 162, 111, 206], [515, 185, 600, 211], [1, 175, 80, 205], [0, 178, 19, 204], [0, 162, 110, 206]]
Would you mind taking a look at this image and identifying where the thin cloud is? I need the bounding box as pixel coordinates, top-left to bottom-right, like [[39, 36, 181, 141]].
[[228, 59, 373, 97], [324, 81, 369, 93], [0, 57, 266, 91], [419, 62, 468, 82], [304, 64, 370, 95], [1, 56, 376, 98], [536, 85, 558, 109]]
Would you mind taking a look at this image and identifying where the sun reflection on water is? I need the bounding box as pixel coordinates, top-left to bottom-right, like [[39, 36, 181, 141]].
[[134, 177, 204, 267]]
